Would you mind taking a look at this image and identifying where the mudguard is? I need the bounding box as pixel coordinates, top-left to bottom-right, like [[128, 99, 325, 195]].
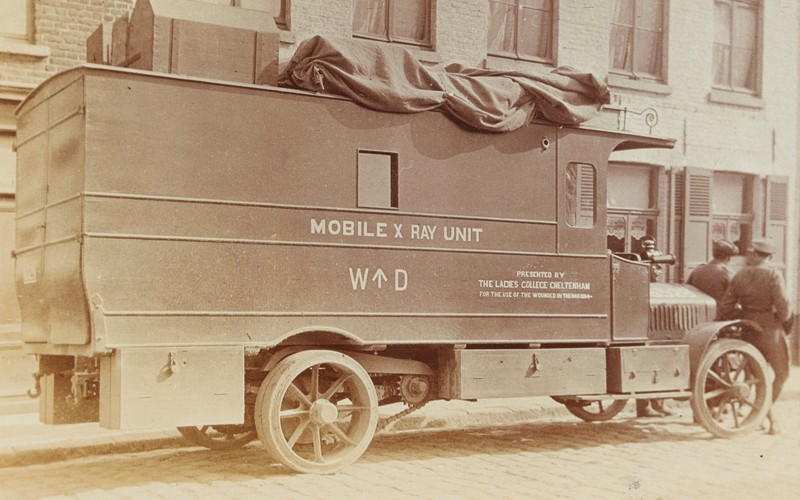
[[684, 320, 763, 383]]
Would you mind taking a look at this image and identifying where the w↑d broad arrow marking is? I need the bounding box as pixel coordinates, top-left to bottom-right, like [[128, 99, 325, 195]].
[[349, 267, 408, 291], [372, 269, 388, 288]]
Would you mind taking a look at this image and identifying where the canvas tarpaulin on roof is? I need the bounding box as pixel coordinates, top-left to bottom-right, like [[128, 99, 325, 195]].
[[278, 35, 610, 132]]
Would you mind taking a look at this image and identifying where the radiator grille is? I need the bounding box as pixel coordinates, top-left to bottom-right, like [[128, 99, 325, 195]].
[[649, 303, 705, 332]]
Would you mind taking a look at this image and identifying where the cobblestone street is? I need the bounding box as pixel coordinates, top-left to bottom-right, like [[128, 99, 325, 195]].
[[1, 398, 797, 499]]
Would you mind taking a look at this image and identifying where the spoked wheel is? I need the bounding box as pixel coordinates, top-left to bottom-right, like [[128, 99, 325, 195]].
[[558, 398, 628, 422], [177, 425, 257, 450], [691, 339, 772, 438], [254, 350, 379, 474]]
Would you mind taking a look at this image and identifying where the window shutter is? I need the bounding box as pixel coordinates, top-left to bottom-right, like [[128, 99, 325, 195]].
[[670, 169, 684, 282], [765, 176, 788, 269], [674, 170, 684, 212], [577, 164, 596, 226], [681, 167, 713, 279]]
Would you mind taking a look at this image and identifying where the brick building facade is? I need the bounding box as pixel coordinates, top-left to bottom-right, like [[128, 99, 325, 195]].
[[1, 0, 798, 402]]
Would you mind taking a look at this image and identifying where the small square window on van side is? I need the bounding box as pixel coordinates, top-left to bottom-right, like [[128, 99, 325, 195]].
[[357, 151, 398, 209]]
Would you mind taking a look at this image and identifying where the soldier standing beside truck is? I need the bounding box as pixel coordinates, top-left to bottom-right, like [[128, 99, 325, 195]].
[[686, 239, 738, 315], [635, 236, 672, 418], [718, 238, 792, 435]]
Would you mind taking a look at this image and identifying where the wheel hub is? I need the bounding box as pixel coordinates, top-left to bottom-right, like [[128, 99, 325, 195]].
[[731, 382, 751, 400], [309, 399, 339, 425]]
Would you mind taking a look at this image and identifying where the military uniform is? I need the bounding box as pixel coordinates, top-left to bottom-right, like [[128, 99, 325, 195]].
[[718, 240, 791, 408], [687, 261, 732, 304], [686, 240, 737, 311], [636, 236, 670, 417], [638, 236, 664, 284]]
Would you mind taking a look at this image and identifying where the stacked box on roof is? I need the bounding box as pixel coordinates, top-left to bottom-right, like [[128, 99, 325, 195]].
[[111, 16, 131, 66], [86, 15, 136, 67], [122, 0, 280, 85], [86, 22, 112, 64]]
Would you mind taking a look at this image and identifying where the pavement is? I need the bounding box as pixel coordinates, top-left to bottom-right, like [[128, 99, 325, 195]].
[[1, 366, 798, 469]]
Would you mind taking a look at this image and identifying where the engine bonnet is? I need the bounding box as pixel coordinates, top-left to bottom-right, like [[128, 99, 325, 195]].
[[649, 283, 717, 340]]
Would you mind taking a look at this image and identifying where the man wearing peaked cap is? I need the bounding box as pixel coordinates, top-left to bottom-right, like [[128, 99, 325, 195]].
[[750, 238, 776, 255], [686, 239, 738, 311], [719, 237, 792, 435], [636, 236, 671, 417], [715, 239, 740, 256]]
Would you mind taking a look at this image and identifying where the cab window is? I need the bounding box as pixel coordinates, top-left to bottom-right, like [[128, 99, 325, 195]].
[[566, 163, 596, 228]]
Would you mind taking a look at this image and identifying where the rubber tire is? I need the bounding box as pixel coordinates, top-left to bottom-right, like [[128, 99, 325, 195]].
[[254, 350, 378, 474], [561, 398, 628, 422], [691, 338, 772, 438], [177, 426, 257, 450]]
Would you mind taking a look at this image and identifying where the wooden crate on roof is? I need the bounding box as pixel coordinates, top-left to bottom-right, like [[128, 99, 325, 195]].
[[86, 15, 133, 67], [126, 0, 280, 85], [86, 21, 111, 64], [111, 15, 131, 66]]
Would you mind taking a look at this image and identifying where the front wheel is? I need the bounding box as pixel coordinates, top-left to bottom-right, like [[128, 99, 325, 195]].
[[177, 425, 257, 450], [691, 338, 772, 438], [254, 350, 379, 474], [555, 397, 628, 422]]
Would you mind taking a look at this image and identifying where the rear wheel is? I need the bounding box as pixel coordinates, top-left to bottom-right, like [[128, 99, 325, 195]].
[[254, 350, 378, 474], [691, 339, 772, 438]]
